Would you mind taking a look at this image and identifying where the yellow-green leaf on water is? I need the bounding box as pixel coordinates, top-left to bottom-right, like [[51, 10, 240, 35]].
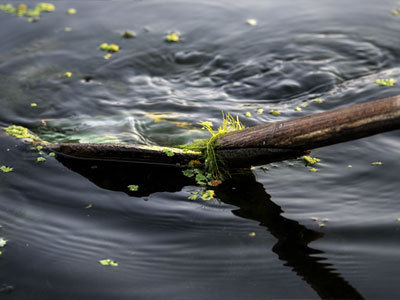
[[165, 33, 180, 42], [245, 112, 252, 117], [99, 259, 118, 266], [248, 232, 256, 237], [0, 166, 13, 173], [300, 103, 308, 108], [294, 107, 302, 112], [36, 145, 43, 150], [257, 108, 264, 114], [127, 185, 139, 191], [4, 125, 31, 139], [0, 238, 7, 247], [99, 43, 119, 53], [104, 53, 112, 60], [310, 168, 318, 172], [37, 157, 46, 163], [247, 19, 257, 26], [64, 72, 72, 78], [269, 110, 281, 116], [371, 161, 383, 166], [312, 98, 324, 103], [201, 190, 215, 201], [31, 103, 37, 107], [65, 27, 72, 32], [67, 8, 76, 15], [393, 10, 399, 16], [347, 165, 353, 168], [99, 43, 109, 51], [303, 155, 321, 165], [375, 78, 395, 86], [49, 152, 55, 157]]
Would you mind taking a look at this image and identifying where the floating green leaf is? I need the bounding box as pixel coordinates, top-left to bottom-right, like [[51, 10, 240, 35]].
[[247, 19, 257, 26], [371, 162, 383, 166], [294, 107, 302, 112], [99, 43, 120, 53], [310, 168, 318, 172], [67, 8, 76, 15], [37, 157, 46, 163], [127, 184, 139, 191], [188, 195, 197, 200], [257, 108, 264, 114], [49, 152, 56, 157], [312, 98, 324, 103], [99, 259, 118, 266], [0, 166, 13, 173], [245, 112, 252, 117], [393, 10, 399, 16]]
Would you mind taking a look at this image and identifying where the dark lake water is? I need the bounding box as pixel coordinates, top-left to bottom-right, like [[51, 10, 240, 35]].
[[1, 0, 400, 299]]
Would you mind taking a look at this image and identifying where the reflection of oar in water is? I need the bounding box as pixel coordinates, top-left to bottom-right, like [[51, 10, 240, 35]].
[[49, 95, 400, 167], [216, 170, 365, 300], [54, 156, 364, 299]]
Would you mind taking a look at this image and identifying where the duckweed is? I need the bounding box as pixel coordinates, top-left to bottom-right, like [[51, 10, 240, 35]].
[[375, 78, 395, 86], [0, 166, 13, 173], [99, 259, 118, 266], [127, 185, 139, 191], [303, 155, 321, 165], [269, 110, 281, 116], [165, 33, 180, 42], [4, 125, 31, 139], [99, 43, 120, 53], [247, 19, 257, 26]]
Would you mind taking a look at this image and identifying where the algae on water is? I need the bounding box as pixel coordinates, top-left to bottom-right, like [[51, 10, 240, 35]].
[[4, 125, 32, 139]]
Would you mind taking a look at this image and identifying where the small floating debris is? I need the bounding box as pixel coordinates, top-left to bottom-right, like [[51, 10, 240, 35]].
[[375, 78, 395, 86], [64, 72, 72, 78], [104, 53, 112, 60], [0, 3, 55, 22], [49, 152, 55, 157], [248, 232, 256, 237], [311, 217, 328, 228], [122, 31, 136, 38], [371, 161, 383, 166], [165, 32, 180, 42], [30, 103, 37, 107], [269, 110, 281, 116], [127, 184, 139, 191], [0, 166, 13, 173], [245, 112, 252, 117], [347, 164, 353, 168], [312, 98, 324, 103], [66, 8, 76, 15], [37, 157, 46, 163], [303, 155, 321, 165], [247, 19, 257, 26], [99, 259, 118, 267], [65, 27, 72, 32], [257, 108, 264, 114], [392, 10, 399, 16], [294, 107, 302, 112], [99, 43, 120, 53], [85, 204, 93, 209], [162, 148, 175, 157], [310, 168, 318, 172]]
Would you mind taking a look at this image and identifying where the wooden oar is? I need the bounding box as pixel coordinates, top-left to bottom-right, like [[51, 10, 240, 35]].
[[49, 95, 400, 167]]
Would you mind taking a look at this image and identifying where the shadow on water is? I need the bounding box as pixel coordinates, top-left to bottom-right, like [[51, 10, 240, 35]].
[[57, 155, 364, 300]]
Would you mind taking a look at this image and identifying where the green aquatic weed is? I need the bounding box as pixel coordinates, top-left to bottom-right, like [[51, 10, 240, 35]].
[[4, 125, 32, 139], [0, 166, 13, 173], [375, 78, 395, 86], [127, 185, 139, 191], [99, 259, 118, 266]]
